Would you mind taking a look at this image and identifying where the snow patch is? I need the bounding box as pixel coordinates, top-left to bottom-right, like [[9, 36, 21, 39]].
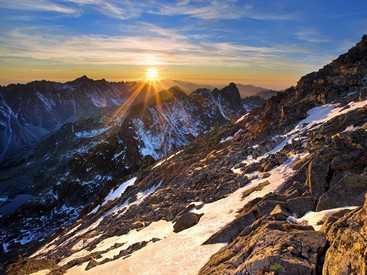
[[102, 177, 137, 207], [153, 150, 183, 169], [287, 206, 358, 231], [342, 125, 361, 132], [219, 129, 242, 143], [75, 126, 111, 138], [235, 113, 248, 124]]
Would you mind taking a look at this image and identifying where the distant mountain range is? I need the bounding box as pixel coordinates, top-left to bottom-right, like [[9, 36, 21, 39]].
[[152, 79, 277, 99], [0, 78, 270, 163]]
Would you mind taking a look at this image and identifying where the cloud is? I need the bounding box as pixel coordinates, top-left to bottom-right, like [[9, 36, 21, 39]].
[[0, 0, 77, 14], [0, 27, 322, 72], [0, 0, 296, 21], [296, 28, 330, 43], [154, 0, 294, 21], [62, 0, 151, 19], [156, 0, 249, 20]]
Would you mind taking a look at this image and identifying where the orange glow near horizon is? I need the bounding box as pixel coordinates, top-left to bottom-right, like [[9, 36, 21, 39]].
[[0, 63, 304, 91]]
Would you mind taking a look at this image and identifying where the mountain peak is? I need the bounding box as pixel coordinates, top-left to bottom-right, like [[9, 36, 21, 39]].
[[70, 75, 93, 84]]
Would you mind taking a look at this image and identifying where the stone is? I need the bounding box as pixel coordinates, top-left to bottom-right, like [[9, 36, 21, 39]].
[[256, 198, 287, 217], [330, 151, 362, 170], [316, 172, 367, 211], [173, 212, 202, 233], [287, 196, 317, 216], [85, 257, 98, 271], [242, 181, 270, 198], [270, 204, 291, 220]]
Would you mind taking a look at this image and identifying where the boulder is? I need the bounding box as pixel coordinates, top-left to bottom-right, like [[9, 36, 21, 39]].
[[173, 212, 202, 233], [316, 172, 367, 211]]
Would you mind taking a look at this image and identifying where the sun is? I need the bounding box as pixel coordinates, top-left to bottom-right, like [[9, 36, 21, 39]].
[[146, 67, 159, 81]]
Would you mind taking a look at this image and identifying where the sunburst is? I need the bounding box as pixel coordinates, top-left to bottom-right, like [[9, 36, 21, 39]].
[[147, 67, 159, 81]]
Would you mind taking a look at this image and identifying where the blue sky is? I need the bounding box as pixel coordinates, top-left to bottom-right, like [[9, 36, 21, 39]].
[[0, 0, 366, 89]]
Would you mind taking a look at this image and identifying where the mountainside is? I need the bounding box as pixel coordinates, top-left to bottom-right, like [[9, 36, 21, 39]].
[[3, 36, 367, 275], [0, 76, 132, 162], [0, 82, 257, 269]]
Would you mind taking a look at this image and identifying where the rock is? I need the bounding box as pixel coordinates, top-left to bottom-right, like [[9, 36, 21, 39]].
[[200, 220, 327, 275], [330, 151, 362, 170], [238, 176, 249, 188], [242, 181, 270, 198], [262, 172, 271, 178], [256, 197, 287, 217], [173, 212, 202, 233], [270, 204, 291, 220], [287, 196, 317, 216], [306, 155, 330, 197], [85, 257, 98, 270], [323, 194, 367, 274], [151, 237, 161, 243], [203, 211, 258, 244], [316, 172, 367, 211]]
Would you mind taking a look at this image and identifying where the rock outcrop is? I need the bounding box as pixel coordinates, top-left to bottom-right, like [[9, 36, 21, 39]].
[[323, 194, 367, 274]]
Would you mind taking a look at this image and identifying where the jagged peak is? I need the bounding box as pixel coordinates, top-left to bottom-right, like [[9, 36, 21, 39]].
[[212, 82, 240, 98], [67, 75, 94, 85]]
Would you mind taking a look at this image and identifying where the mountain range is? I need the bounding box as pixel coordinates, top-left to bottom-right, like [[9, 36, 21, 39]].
[[1, 35, 367, 274]]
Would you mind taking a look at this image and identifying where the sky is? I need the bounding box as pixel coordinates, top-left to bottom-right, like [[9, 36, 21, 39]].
[[0, 0, 366, 89]]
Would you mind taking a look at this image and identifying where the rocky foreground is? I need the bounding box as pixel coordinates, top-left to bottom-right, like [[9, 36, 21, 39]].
[[4, 36, 367, 274]]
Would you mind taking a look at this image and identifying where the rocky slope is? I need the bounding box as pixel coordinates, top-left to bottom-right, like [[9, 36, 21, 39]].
[[0, 82, 256, 269], [3, 36, 367, 274]]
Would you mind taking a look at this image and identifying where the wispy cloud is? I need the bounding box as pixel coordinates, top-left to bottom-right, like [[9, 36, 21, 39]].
[[0, 0, 295, 21], [155, 0, 294, 21], [156, 0, 250, 20], [0, 26, 322, 72], [296, 28, 330, 43], [63, 0, 151, 19], [0, 0, 77, 14]]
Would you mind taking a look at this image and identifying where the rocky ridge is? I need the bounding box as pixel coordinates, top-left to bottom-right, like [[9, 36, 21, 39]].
[[3, 35, 367, 274]]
